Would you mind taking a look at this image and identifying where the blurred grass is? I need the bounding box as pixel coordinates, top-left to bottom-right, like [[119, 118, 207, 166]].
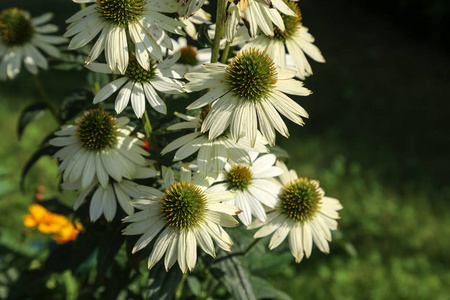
[[1, 0, 450, 299]]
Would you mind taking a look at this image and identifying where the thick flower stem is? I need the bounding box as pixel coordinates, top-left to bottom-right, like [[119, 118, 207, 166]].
[[32, 75, 62, 125], [210, 0, 227, 63], [220, 41, 231, 64]]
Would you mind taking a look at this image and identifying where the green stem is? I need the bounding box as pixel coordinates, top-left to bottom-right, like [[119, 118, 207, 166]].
[[143, 110, 155, 147], [32, 75, 62, 125], [210, 0, 227, 63], [242, 238, 261, 256], [80, 3, 86, 9], [220, 41, 231, 64], [174, 274, 187, 300]]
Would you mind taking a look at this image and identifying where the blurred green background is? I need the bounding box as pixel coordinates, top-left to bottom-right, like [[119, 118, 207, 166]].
[[1, 0, 449, 299]]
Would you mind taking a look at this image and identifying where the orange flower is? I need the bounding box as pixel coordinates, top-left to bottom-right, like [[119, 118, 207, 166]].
[[23, 204, 82, 243]]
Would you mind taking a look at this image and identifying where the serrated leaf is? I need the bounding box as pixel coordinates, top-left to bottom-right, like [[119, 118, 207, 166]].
[[211, 256, 256, 300], [250, 276, 293, 300], [146, 261, 183, 300], [20, 145, 58, 191], [197, 24, 213, 47], [17, 102, 47, 140]]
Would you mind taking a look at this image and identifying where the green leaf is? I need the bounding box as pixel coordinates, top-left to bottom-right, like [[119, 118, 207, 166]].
[[17, 102, 47, 140], [20, 145, 58, 191], [268, 145, 290, 162], [186, 276, 201, 296], [59, 91, 90, 122], [211, 256, 256, 300], [146, 261, 183, 300], [197, 24, 213, 48], [250, 276, 293, 300]]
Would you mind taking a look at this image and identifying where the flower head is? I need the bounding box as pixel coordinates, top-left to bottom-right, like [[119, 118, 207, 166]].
[[0, 8, 66, 80], [65, 0, 184, 74], [248, 161, 343, 263], [225, 0, 296, 42], [123, 165, 240, 273], [50, 109, 149, 189], [88, 55, 184, 118], [185, 48, 311, 146], [24, 204, 82, 244], [241, 0, 325, 79], [208, 154, 282, 225]]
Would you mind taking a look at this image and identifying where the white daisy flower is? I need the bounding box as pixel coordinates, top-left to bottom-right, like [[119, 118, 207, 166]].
[[185, 48, 311, 147], [248, 161, 343, 263], [225, 0, 296, 42], [87, 54, 184, 118], [207, 153, 282, 226], [50, 109, 149, 189], [0, 8, 66, 80], [123, 165, 240, 273], [161, 109, 268, 174], [241, 0, 325, 80], [62, 167, 158, 222], [65, 0, 184, 74]]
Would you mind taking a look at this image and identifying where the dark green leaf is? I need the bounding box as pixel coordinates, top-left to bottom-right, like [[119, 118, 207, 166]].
[[59, 91, 90, 122], [211, 256, 256, 300], [17, 102, 47, 140], [146, 261, 183, 300], [250, 276, 292, 300], [197, 24, 213, 47], [20, 145, 58, 191]]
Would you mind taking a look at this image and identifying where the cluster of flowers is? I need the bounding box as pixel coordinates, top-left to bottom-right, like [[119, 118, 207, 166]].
[[1, 0, 342, 273], [24, 204, 82, 244]]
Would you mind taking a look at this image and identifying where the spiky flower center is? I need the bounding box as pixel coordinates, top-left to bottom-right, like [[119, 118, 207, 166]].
[[225, 48, 277, 101], [96, 0, 146, 26], [160, 182, 207, 229], [0, 8, 34, 46], [279, 178, 321, 222], [226, 165, 253, 191], [76, 109, 119, 152], [177, 46, 199, 66], [125, 54, 157, 83], [273, 0, 302, 41]]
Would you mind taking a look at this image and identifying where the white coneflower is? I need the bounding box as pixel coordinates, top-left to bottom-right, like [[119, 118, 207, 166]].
[[249, 161, 343, 263], [207, 153, 282, 226], [225, 0, 296, 42], [50, 109, 149, 189], [0, 8, 66, 80], [65, 0, 184, 74], [123, 165, 240, 273], [87, 54, 184, 118], [161, 109, 268, 174], [241, 0, 325, 79], [62, 166, 158, 222], [185, 48, 311, 147]]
